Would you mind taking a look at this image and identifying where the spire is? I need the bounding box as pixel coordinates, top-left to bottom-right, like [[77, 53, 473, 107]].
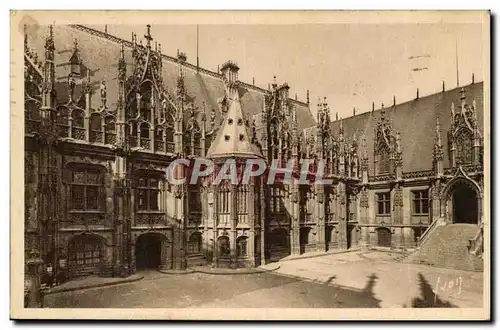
[[144, 24, 153, 49], [435, 116, 442, 147], [306, 89, 310, 105], [353, 107, 356, 116], [393, 95, 396, 106], [207, 95, 263, 159], [472, 73, 475, 84], [372, 101, 375, 112], [336, 112, 338, 121], [433, 116, 444, 162], [339, 117, 344, 135], [442, 80, 445, 92], [416, 88, 419, 99]]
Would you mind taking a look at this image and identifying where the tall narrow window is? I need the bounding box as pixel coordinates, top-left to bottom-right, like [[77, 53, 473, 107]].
[[236, 236, 248, 257], [136, 176, 161, 211], [412, 190, 429, 215], [188, 232, 202, 255], [188, 185, 202, 212], [218, 185, 230, 213], [270, 186, 284, 214], [69, 167, 105, 211], [378, 149, 390, 174], [455, 130, 473, 165], [376, 192, 391, 215]]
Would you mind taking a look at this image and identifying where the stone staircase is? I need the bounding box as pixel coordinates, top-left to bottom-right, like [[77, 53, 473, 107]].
[[406, 223, 483, 272]]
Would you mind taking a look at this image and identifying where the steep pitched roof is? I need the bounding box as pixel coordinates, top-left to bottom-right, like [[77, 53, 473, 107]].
[[329, 82, 484, 175], [207, 92, 263, 159], [25, 24, 316, 136]]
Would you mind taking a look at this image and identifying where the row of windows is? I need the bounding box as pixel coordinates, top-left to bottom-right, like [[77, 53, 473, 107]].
[[377, 190, 429, 215]]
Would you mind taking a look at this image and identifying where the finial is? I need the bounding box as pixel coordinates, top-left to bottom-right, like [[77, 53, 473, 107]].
[[306, 90, 310, 105], [295, 93, 297, 100], [353, 107, 356, 116], [340, 117, 344, 134], [120, 42, 125, 58], [158, 43, 162, 54], [393, 95, 396, 106], [416, 88, 419, 99], [104, 25, 108, 34], [73, 38, 78, 51], [252, 77, 255, 85], [442, 80, 445, 92], [49, 24, 53, 38], [472, 73, 475, 84], [381, 103, 384, 109], [372, 102, 375, 112], [435, 116, 442, 146]]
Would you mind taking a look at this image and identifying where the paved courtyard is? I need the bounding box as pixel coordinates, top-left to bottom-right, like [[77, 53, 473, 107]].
[[43, 251, 483, 308]]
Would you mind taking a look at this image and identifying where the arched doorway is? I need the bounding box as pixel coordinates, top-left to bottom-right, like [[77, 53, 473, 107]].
[[135, 233, 163, 270], [376, 227, 391, 247], [451, 183, 478, 224]]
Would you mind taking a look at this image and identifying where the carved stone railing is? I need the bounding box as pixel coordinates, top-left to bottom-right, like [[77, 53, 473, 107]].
[[368, 174, 394, 182], [166, 142, 175, 153], [65, 211, 105, 226], [135, 212, 165, 226], [155, 140, 165, 153], [402, 170, 435, 179], [89, 130, 104, 143], [140, 138, 151, 150], [57, 124, 70, 138], [71, 127, 86, 141], [105, 132, 116, 145]]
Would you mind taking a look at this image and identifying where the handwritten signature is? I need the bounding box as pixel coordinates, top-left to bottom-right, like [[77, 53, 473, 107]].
[[433, 276, 463, 304]]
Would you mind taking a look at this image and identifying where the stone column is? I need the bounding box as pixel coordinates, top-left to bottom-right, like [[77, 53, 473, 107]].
[[290, 181, 301, 255], [230, 183, 238, 268], [25, 250, 44, 308]]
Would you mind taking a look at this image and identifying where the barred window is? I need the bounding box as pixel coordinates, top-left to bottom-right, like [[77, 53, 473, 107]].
[[412, 190, 429, 215], [69, 167, 105, 211], [136, 176, 161, 211], [377, 192, 391, 215]]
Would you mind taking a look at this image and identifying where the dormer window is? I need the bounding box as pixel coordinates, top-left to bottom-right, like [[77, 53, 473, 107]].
[[224, 135, 230, 142], [237, 118, 243, 126], [228, 118, 233, 125], [239, 134, 244, 141]]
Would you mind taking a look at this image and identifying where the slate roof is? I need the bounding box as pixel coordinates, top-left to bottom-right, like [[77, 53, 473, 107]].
[[329, 82, 484, 175], [25, 24, 315, 135], [207, 92, 263, 159]]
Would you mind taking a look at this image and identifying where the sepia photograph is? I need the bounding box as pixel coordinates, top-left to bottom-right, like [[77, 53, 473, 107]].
[[11, 10, 490, 320]]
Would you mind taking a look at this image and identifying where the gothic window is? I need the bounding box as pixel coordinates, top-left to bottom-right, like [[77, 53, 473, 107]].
[[412, 190, 429, 215], [104, 116, 116, 145], [69, 166, 105, 211], [376, 192, 391, 215], [236, 236, 248, 257], [188, 232, 202, 255], [218, 184, 230, 214], [136, 175, 161, 211], [188, 184, 202, 212], [89, 113, 102, 143], [72, 109, 84, 128], [218, 236, 230, 258], [377, 145, 390, 174], [455, 129, 473, 165], [270, 185, 284, 214], [68, 235, 102, 268], [237, 185, 248, 214]]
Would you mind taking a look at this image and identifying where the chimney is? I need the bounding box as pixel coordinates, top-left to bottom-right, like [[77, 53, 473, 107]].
[[177, 49, 187, 62], [220, 60, 239, 84]]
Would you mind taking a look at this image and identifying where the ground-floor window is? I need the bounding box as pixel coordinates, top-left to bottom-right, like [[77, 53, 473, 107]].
[[188, 233, 202, 255], [68, 235, 102, 267], [236, 236, 248, 257]]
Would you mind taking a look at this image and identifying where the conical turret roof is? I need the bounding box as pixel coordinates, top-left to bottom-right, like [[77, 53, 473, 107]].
[[207, 92, 263, 159]]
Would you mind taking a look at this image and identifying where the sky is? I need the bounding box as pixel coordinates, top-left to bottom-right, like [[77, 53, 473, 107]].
[[100, 22, 484, 120]]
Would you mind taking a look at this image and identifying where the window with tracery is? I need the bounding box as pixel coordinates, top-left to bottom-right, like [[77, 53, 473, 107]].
[[218, 184, 230, 214], [455, 130, 473, 165], [270, 185, 284, 214], [136, 175, 161, 211], [237, 185, 248, 214], [412, 190, 429, 215], [376, 192, 391, 215], [377, 145, 390, 174], [69, 166, 105, 211]]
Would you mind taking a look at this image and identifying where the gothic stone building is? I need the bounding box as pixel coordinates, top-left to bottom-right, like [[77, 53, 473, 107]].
[[24, 24, 484, 278]]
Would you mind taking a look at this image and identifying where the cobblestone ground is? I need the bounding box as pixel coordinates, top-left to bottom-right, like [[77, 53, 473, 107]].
[[43, 251, 484, 308]]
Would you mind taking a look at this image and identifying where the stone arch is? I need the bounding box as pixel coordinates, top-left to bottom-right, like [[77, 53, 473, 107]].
[[217, 235, 231, 259], [187, 232, 203, 256], [441, 168, 482, 224], [236, 236, 248, 257], [134, 232, 170, 270]]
